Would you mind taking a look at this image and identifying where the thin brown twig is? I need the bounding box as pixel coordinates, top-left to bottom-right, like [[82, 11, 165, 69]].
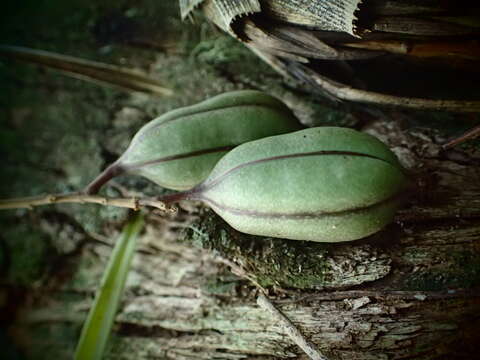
[[442, 124, 480, 150], [215, 255, 327, 360], [0, 45, 173, 97], [302, 65, 480, 113], [0, 192, 176, 213], [257, 294, 329, 360], [214, 256, 266, 292], [250, 45, 480, 111]]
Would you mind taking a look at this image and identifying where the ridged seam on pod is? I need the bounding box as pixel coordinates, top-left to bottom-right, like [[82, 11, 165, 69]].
[[164, 127, 407, 243], [84, 90, 301, 194]]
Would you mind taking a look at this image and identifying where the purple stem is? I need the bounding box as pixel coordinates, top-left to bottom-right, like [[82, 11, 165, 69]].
[[157, 188, 200, 204], [84, 163, 124, 195]]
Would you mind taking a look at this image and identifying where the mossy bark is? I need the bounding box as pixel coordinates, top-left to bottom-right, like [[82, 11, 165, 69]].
[[13, 123, 480, 360]]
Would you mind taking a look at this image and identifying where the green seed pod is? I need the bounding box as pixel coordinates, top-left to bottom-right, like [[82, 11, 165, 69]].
[[85, 90, 301, 194], [170, 127, 408, 242]]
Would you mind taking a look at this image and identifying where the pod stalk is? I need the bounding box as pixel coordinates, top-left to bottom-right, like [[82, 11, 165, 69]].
[[84, 163, 124, 195], [157, 188, 200, 204]]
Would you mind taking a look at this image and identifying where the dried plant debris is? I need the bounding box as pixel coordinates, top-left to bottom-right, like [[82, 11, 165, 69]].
[[0, 45, 172, 97], [261, 0, 362, 36], [201, 0, 262, 37], [181, 0, 261, 36], [183, 0, 480, 110], [183, 0, 362, 36], [179, 0, 206, 20]]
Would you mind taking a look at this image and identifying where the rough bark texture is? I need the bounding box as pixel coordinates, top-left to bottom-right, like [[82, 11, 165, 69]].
[[107, 122, 480, 360], [1, 2, 480, 360], [15, 122, 480, 360]]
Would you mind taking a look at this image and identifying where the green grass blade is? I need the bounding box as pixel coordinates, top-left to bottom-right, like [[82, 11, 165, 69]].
[[74, 213, 144, 360]]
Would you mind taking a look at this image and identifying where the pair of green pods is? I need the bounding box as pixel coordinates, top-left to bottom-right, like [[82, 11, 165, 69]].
[[86, 90, 407, 242]]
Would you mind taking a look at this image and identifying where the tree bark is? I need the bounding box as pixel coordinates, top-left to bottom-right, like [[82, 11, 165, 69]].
[[2, 2, 480, 359], [20, 122, 480, 359]]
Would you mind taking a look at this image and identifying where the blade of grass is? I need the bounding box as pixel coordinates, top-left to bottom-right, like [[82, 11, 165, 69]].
[[0, 45, 172, 96], [74, 213, 144, 360]]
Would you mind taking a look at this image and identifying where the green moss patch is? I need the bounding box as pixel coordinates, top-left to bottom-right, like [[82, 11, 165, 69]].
[[184, 210, 331, 289]]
